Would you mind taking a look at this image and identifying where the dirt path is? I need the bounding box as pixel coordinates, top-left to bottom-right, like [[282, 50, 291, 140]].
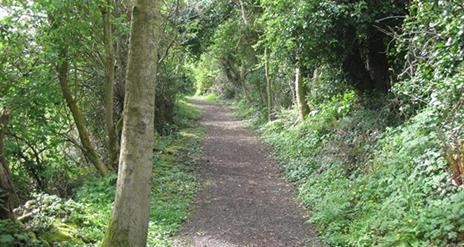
[[173, 100, 322, 247]]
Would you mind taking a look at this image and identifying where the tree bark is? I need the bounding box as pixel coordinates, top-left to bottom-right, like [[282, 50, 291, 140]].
[[288, 73, 296, 106], [101, 0, 160, 245], [57, 48, 110, 177], [102, 0, 120, 168], [295, 67, 309, 121], [264, 48, 272, 121], [238, 64, 251, 103], [114, 0, 132, 136], [0, 109, 19, 219]]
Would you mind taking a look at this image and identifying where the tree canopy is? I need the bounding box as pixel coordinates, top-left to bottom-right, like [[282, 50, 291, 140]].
[[0, 0, 463, 246]]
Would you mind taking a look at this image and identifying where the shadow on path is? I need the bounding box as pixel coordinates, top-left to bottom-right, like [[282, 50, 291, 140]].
[[173, 99, 323, 247]]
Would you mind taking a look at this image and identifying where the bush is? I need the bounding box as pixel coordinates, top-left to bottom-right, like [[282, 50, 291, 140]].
[[0, 219, 47, 247], [241, 91, 464, 245]]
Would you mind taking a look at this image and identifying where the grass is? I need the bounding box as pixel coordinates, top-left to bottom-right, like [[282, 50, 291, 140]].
[[116, 99, 204, 246], [4, 99, 205, 247], [189, 92, 219, 102], [147, 123, 204, 246], [175, 98, 202, 124]]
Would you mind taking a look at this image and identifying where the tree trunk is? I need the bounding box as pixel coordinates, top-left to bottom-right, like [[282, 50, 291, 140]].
[[295, 67, 309, 121], [114, 0, 131, 137], [0, 109, 19, 219], [102, 0, 120, 169], [288, 73, 296, 106], [239, 64, 250, 102], [101, 0, 160, 245], [57, 48, 110, 177], [366, 27, 390, 92], [264, 48, 272, 121], [342, 26, 390, 92]]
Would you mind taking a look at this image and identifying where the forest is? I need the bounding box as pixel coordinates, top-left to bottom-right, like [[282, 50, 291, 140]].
[[0, 0, 463, 246]]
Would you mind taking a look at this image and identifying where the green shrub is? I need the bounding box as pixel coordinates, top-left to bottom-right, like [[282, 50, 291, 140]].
[[7, 100, 203, 247], [0, 219, 47, 247], [240, 90, 464, 245]]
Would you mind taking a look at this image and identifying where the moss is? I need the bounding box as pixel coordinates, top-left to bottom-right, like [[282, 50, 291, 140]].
[[100, 219, 130, 247], [40, 222, 82, 244], [159, 154, 177, 163], [176, 99, 202, 121], [164, 144, 183, 155]]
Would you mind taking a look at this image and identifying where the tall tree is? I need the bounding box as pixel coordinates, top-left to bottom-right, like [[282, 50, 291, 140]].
[[101, 0, 160, 245], [47, 7, 111, 177], [102, 0, 120, 168], [264, 48, 272, 121], [0, 109, 19, 219], [56, 47, 110, 176], [295, 67, 309, 121]]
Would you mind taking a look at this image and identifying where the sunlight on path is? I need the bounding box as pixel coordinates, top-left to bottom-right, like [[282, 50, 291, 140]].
[[173, 100, 323, 247]]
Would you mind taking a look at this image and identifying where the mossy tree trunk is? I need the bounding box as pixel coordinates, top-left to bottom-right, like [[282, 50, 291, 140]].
[[295, 67, 309, 121], [57, 48, 110, 177], [101, 0, 160, 245]]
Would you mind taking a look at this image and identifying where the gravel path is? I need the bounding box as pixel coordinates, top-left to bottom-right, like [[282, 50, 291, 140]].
[[173, 99, 322, 247]]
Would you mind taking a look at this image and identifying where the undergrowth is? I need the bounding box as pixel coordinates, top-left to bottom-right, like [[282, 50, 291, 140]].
[[190, 93, 219, 103], [0, 100, 203, 247], [232, 91, 464, 246]]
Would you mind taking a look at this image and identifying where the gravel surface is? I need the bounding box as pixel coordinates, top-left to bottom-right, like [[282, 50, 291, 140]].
[[173, 99, 323, 247]]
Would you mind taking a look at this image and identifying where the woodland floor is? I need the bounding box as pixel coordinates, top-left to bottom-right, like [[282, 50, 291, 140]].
[[173, 99, 323, 247]]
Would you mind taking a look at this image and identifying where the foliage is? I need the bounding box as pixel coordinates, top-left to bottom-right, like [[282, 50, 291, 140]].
[[393, 0, 464, 118], [76, 123, 202, 247], [0, 0, 195, 196], [0, 0, 89, 196], [235, 93, 464, 245], [259, 0, 407, 89], [190, 93, 219, 103], [189, 53, 220, 95], [0, 219, 47, 246], [0, 0, 203, 245], [1, 101, 202, 246], [192, 0, 464, 244], [2, 0, 464, 245]]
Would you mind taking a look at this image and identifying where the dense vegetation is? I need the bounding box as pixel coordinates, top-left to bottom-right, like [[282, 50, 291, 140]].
[[0, 0, 463, 246], [0, 100, 203, 246], [0, 0, 201, 245], [190, 0, 464, 246]]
